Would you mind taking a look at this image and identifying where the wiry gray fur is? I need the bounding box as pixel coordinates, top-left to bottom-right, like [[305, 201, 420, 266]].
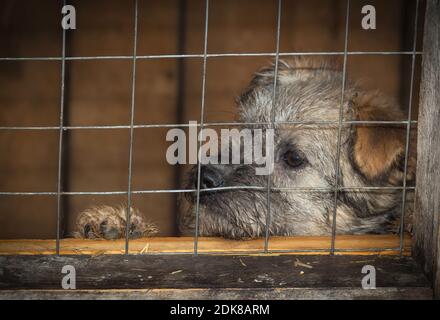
[[181, 58, 414, 238]]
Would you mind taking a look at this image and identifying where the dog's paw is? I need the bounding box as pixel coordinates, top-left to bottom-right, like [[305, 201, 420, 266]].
[[74, 205, 158, 239]]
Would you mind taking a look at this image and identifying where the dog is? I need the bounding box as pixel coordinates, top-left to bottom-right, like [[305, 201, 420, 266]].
[[180, 57, 415, 239], [74, 58, 415, 239]]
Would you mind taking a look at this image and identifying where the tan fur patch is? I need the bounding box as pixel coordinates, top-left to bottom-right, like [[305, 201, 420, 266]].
[[352, 91, 415, 182]]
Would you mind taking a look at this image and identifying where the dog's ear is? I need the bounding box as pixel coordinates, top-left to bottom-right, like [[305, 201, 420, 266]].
[[351, 91, 415, 183]]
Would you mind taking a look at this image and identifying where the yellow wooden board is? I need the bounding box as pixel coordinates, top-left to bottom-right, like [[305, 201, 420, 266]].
[[0, 235, 411, 255]]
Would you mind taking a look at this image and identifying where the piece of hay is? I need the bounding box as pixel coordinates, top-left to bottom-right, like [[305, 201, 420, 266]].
[[294, 258, 313, 269], [139, 243, 150, 254]]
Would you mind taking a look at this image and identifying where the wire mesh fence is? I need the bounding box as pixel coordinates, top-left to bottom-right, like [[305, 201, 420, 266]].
[[0, 0, 421, 256]]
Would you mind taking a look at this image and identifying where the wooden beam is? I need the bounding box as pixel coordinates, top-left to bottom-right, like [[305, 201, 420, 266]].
[[413, 0, 440, 298], [0, 287, 432, 300], [0, 255, 432, 299], [0, 235, 411, 255]]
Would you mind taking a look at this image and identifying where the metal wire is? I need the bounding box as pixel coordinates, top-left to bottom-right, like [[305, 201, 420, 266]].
[[399, 0, 420, 255], [0, 51, 423, 62], [55, 0, 67, 256], [0, 1, 423, 256], [330, 0, 351, 255], [124, 0, 139, 255], [194, 0, 210, 255], [0, 186, 415, 196], [264, 0, 282, 253], [0, 119, 418, 131]]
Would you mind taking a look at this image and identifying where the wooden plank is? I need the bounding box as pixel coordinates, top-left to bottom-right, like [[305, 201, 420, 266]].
[[413, 0, 440, 299], [0, 235, 411, 255], [0, 255, 432, 299], [0, 287, 433, 300]]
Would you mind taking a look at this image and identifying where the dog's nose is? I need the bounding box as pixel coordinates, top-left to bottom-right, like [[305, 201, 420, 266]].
[[199, 166, 224, 189]]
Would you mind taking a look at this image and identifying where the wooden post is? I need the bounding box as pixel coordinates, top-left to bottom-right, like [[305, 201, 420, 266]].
[[413, 0, 440, 299]]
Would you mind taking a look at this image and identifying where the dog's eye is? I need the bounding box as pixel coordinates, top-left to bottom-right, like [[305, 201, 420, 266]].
[[283, 150, 304, 168]]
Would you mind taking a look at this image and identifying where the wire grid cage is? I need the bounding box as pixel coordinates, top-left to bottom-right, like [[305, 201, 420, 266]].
[[0, 0, 422, 256]]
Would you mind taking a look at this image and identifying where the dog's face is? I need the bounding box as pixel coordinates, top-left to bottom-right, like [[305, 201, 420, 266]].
[[181, 58, 415, 238]]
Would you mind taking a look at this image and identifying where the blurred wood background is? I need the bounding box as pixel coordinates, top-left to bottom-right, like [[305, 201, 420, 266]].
[[0, 0, 424, 238]]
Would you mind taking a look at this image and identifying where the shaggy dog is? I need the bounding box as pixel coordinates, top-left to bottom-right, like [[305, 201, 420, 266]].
[[75, 58, 415, 239], [181, 58, 415, 238]]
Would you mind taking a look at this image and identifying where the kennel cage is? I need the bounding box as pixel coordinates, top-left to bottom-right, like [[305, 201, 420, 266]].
[[0, 0, 438, 299]]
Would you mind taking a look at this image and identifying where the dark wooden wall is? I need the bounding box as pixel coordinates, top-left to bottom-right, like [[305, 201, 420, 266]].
[[413, 0, 439, 298], [0, 0, 423, 238]]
